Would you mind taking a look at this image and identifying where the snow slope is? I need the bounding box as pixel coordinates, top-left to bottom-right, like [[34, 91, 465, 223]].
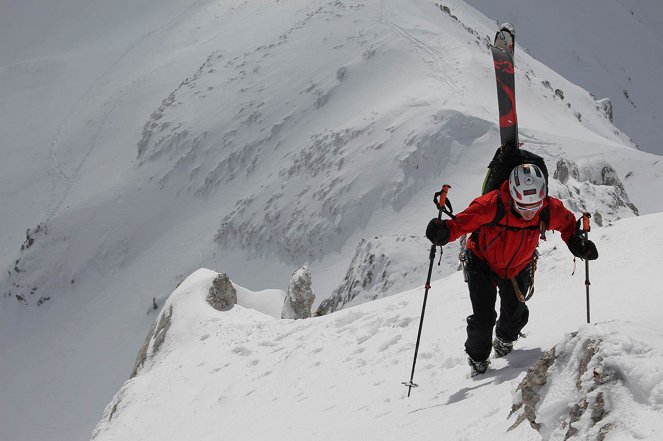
[[1, 0, 662, 440], [92, 213, 663, 441], [463, 0, 663, 156]]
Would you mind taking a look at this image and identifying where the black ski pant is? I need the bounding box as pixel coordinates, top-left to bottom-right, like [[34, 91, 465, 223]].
[[464, 251, 530, 362]]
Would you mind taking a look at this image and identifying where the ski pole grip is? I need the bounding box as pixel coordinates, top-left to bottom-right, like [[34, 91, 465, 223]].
[[582, 213, 591, 233], [434, 185, 451, 212]]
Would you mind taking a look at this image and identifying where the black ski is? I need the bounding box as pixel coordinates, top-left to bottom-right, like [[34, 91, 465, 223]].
[[491, 23, 518, 149]]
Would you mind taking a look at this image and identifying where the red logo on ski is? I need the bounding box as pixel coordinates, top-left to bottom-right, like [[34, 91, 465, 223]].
[[494, 59, 514, 75]]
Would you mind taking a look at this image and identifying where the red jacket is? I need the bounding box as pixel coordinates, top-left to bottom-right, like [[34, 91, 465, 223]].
[[447, 181, 577, 279]]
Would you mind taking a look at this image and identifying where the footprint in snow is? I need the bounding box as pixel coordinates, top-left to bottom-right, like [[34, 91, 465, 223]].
[[378, 335, 402, 352]]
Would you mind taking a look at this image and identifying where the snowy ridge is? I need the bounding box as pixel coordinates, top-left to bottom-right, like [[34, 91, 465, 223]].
[[92, 214, 663, 440]]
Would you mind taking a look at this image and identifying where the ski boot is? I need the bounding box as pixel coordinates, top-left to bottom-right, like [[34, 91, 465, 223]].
[[492, 336, 514, 358], [468, 356, 490, 377]]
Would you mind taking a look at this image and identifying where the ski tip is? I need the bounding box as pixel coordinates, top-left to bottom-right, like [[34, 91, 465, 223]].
[[494, 25, 515, 55], [498, 22, 515, 36]]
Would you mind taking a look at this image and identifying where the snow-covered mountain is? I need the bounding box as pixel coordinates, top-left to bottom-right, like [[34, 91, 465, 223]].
[[1, 0, 662, 440]]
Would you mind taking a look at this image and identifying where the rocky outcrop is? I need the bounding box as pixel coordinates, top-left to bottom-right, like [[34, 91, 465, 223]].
[[316, 238, 390, 316], [508, 346, 557, 431], [552, 158, 638, 226], [281, 266, 315, 319], [131, 304, 173, 378], [206, 273, 237, 311], [315, 234, 460, 315], [596, 98, 613, 122], [2, 223, 51, 306], [508, 333, 623, 440]]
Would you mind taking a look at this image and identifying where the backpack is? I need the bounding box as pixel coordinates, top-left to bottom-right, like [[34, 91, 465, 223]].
[[479, 146, 550, 239], [481, 146, 549, 195]]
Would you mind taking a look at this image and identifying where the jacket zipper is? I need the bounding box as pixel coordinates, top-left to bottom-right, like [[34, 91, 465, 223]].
[[483, 230, 503, 251]]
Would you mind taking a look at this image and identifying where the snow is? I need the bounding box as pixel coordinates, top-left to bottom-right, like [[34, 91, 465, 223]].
[[1, 0, 662, 440], [91, 214, 663, 441], [236, 285, 286, 319]]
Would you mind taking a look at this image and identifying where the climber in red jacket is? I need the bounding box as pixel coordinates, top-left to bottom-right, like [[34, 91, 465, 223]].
[[426, 164, 598, 376]]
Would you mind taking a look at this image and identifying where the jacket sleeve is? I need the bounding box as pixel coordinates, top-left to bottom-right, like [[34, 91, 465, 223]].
[[446, 191, 501, 243], [546, 197, 577, 242]]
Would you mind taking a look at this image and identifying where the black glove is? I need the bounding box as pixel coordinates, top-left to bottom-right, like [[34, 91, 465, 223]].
[[426, 218, 450, 246], [567, 234, 598, 260]]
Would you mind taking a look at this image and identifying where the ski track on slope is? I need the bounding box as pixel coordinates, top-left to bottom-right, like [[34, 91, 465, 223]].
[[47, 0, 207, 220], [382, 4, 493, 121], [386, 21, 463, 97]]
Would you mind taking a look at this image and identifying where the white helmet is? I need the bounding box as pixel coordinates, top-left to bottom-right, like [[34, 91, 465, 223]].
[[509, 164, 547, 205]]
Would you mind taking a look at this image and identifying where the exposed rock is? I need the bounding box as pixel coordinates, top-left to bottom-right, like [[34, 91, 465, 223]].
[[207, 273, 237, 311], [553, 158, 579, 184], [508, 346, 557, 431], [281, 266, 315, 319], [576, 339, 599, 389], [593, 211, 603, 227], [564, 399, 588, 440], [597, 423, 615, 441], [552, 158, 638, 224], [509, 335, 623, 439], [21, 223, 47, 251], [596, 98, 613, 122], [131, 304, 173, 378], [623, 89, 636, 108], [152, 305, 173, 354], [316, 238, 389, 316], [316, 234, 458, 315], [592, 392, 606, 424], [4, 222, 50, 305]]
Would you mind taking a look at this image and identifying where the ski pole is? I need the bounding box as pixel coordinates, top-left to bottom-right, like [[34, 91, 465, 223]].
[[403, 185, 455, 397], [582, 213, 591, 324]]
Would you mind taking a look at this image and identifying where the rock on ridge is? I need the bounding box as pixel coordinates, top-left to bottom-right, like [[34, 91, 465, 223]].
[[206, 273, 237, 311], [281, 265, 315, 319], [131, 304, 174, 378]]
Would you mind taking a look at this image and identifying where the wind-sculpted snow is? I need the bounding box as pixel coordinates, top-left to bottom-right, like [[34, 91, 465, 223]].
[[128, 0, 508, 263], [212, 111, 492, 261]]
